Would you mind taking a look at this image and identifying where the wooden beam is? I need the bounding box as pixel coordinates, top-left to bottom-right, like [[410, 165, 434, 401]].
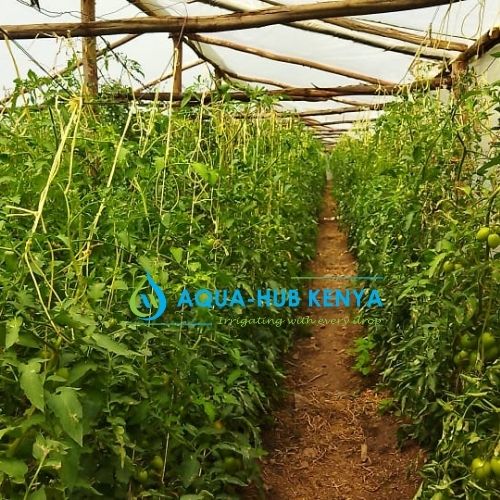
[[81, 0, 98, 96], [321, 116, 378, 125], [256, 0, 466, 51], [327, 18, 467, 52], [188, 34, 393, 85], [197, 0, 454, 60], [135, 59, 204, 92], [0, 0, 465, 40], [127, 77, 451, 103], [224, 70, 291, 89], [452, 27, 500, 64], [298, 104, 385, 117]]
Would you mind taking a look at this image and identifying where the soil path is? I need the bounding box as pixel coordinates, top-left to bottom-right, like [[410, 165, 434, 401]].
[[251, 184, 424, 499]]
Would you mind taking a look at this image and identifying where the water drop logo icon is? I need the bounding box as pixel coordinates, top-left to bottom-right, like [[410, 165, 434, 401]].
[[129, 272, 167, 322]]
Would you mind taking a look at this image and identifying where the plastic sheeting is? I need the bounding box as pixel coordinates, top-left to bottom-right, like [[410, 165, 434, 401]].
[[0, 0, 499, 121]]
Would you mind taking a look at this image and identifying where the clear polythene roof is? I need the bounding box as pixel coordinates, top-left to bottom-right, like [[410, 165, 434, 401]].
[[1, 0, 499, 126]]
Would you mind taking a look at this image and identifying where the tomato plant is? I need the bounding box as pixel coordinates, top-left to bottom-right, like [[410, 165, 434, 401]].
[[330, 77, 499, 498], [0, 73, 326, 497]]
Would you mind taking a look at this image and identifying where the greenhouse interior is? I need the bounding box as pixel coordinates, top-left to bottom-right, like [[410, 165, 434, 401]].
[[0, 0, 499, 499]]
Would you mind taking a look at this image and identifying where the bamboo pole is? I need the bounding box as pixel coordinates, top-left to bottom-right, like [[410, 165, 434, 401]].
[[0, 0, 465, 40], [81, 0, 98, 96], [188, 34, 393, 85], [197, 0, 456, 59]]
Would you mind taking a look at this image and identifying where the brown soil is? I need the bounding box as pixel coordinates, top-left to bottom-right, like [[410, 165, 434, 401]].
[[246, 184, 424, 500]]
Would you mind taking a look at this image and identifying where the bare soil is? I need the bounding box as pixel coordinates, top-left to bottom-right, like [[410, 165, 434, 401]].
[[246, 185, 424, 499]]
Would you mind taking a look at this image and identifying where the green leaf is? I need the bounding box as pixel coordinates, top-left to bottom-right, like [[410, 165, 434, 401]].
[[29, 487, 46, 500], [19, 361, 45, 411], [170, 247, 183, 264], [91, 333, 137, 357], [137, 255, 155, 275], [67, 362, 98, 384], [47, 388, 83, 445], [179, 455, 200, 488], [5, 316, 23, 349], [0, 458, 28, 483], [88, 283, 106, 301], [202, 401, 216, 422], [227, 369, 244, 385]]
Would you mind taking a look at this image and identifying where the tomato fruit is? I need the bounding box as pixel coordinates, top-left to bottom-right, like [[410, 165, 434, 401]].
[[459, 333, 477, 350], [55, 367, 70, 379], [151, 455, 164, 471], [471, 457, 491, 481], [480, 332, 496, 349], [476, 227, 491, 241], [443, 261, 455, 273], [453, 350, 469, 366], [136, 469, 148, 484], [223, 456, 242, 474], [487, 233, 500, 249], [484, 345, 499, 362], [490, 456, 500, 478], [213, 420, 224, 431]]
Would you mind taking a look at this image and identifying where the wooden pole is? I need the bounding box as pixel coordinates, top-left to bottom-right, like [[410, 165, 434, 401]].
[[452, 26, 500, 64], [326, 18, 467, 52], [81, 0, 98, 96], [298, 104, 385, 116], [1, 0, 465, 40], [200, 0, 459, 58], [188, 34, 393, 85], [224, 70, 291, 88], [128, 77, 451, 103], [255, 0, 467, 51], [172, 34, 184, 97], [136, 59, 204, 92]]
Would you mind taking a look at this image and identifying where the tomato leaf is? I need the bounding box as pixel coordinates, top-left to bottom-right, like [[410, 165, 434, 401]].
[[47, 388, 83, 446]]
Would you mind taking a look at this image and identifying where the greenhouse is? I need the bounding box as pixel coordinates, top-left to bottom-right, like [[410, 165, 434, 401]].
[[0, 0, 499, 498]]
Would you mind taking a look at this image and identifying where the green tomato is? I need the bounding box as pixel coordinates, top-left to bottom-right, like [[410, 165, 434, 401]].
[[487, 233, 500, 249], [443, 261, 455, 273], [453, 350, 469, 367], [56, 367, 70, 379], [476, 227, 491, 241], [151, 455, 164, 471], [431, 493, 447, 500], [480, 331, 496, 349], [490, 456, 500, 478], [471, 457, 491, 481], [459, 333, 477, 350], [468, 351, 478, 369], [223, 456, 242, 474], [484, 345, 499, 362], [136, 469, 148, 484]]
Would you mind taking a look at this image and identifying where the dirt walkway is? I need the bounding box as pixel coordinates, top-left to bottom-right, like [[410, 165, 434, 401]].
[[250, 185, 424, 499]]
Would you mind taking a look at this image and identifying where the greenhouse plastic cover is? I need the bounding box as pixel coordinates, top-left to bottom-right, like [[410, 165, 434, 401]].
[[1, 0, 499, 121]]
